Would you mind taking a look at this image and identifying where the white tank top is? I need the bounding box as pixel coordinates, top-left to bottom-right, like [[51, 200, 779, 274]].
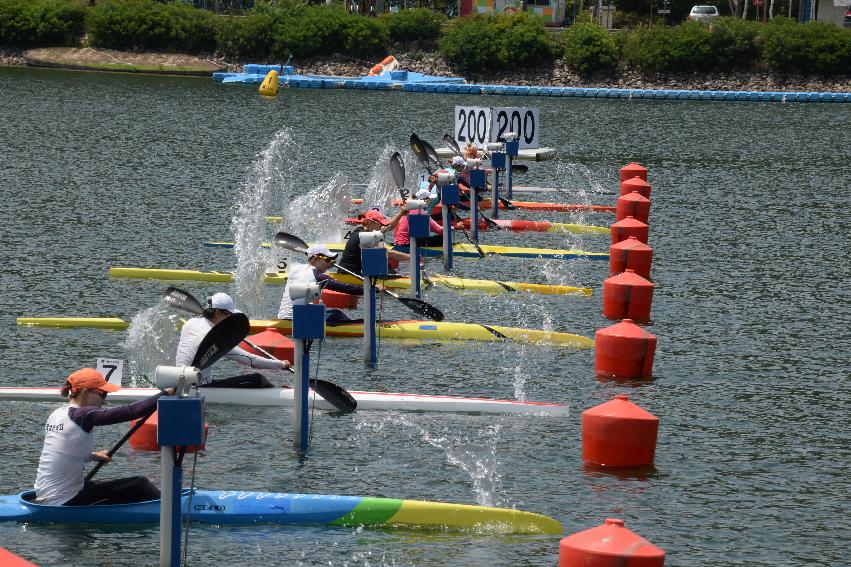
[[34, 404, 93, 505], [278, 263, 317, 319]]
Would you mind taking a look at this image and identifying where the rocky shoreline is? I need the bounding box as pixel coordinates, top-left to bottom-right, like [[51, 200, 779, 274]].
[[3, 46, 849, 93]]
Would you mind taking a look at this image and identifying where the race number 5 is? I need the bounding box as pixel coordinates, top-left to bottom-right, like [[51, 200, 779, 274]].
[[455, 106, 491, 148], [96, 358, 123, 386], [492, 107, 540, 149]]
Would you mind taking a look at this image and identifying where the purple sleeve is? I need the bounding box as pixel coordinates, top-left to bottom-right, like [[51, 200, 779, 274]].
[[315, 271, 364, 296], [69, 393, 162, 433]]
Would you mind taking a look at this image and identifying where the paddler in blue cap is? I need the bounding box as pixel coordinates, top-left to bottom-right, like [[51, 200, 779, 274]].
[[278, 244, 369, 323], [175, 292, 289, 387]]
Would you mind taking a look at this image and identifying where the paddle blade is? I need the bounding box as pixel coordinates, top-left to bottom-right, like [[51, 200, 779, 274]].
[[192, 313, 250, 370], [422, 139, 442, 168], [274, 231, 309, 254], [410, 133, 432, 173], [390, 152, 406, 191], [443, 134, 462, 157], [397, 296, 445, 321], [162, 286, 204, 315], [310, 379, 357, 413], [512, 164, 529, 174]]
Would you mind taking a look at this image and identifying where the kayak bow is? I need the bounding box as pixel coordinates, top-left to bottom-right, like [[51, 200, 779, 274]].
[[0, 386, 570, 416], [16, 317, 594, 347], [0, 490, 563, 534], [109, 267, 593, 297]]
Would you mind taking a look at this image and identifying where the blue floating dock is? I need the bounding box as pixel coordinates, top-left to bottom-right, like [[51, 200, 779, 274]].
[[215, 63, 851, 103]]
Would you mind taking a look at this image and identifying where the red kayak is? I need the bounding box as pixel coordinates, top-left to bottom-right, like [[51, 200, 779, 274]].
[[351, 198, 615, 214], [344, 216, 609, 234]]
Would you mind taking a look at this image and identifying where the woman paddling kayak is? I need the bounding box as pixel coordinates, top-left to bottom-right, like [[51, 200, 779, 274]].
[[34, 368, 172, 506]]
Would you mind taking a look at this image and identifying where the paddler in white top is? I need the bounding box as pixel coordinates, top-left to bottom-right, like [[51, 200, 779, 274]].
[[34, 368, 173, 506], [278, 244, 367, 323], [175, 292, 289, 387]]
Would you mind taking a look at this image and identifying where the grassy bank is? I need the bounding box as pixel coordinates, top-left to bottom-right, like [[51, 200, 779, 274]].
[[1, 0, 849, 79]]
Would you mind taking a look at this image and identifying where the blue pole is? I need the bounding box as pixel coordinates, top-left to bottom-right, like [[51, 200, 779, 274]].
[[492, 168, 500, 219], [411, 238, 421, 298], [506, 157, 513, 200], [470, 187, 479, 242], [364, 279, 377, 367], [441, 202, 453, 272], [299, 350, 309, 450]]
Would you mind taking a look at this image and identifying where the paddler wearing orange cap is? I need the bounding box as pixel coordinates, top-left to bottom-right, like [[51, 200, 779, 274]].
[[337, 209, 409, 276], [33, 368, 174, 506]]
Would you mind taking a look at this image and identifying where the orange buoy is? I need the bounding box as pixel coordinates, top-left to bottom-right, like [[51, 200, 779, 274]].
[[559, 518, 665, 566], [241, 327, 295, 363], [609, 236, 653, 279], [603, 269, 654, 321], [594, 320, 656, 379], [129, 411, 208, 452], [619, 162, 647, 182], [610, 215, 649, 245], [320, 289, 359, 309], [616, 191, 650, 223], [620, 176, 651, 198], [0, 548, 38, 567], [582, 395, 659, 467]]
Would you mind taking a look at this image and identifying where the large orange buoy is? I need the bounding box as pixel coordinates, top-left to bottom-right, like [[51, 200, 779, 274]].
[[129, 411, 208, 452], [241, 327, 294, 363], [610, 215, 649, 245], [320, 289, 359, 309], [619, 162, 647, 182], [594, 320, 656, 379], [609, 236, 653, 279], [603, 269, 654, 321], [559, 518, 665, 566], [582, 395, 659, 468], [620, 176, 651, 198], [616, 191, 651, 223]]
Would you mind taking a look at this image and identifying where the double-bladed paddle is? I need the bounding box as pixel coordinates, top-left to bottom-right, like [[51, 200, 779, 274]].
[[389, 152, 406, 198], [85, 312, 250, 481], [273, 231, 445, 322], [161, 287, 356, 413], [443, 133, 529, 174]]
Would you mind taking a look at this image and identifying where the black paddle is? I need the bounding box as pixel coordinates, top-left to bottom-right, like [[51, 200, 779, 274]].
[[85, 312, 250, 481], [161, 287, 356, 413], [448, 206, 487, 258], [389, 152, 406, 199], [442, 133, 529, 174], [274, 232, 445, 322]]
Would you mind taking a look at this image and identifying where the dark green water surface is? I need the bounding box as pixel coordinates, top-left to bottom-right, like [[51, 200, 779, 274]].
[[0, 67, 849, 566]]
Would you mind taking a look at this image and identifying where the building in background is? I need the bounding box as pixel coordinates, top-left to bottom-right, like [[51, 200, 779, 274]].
[[459, 0, 567, 26]]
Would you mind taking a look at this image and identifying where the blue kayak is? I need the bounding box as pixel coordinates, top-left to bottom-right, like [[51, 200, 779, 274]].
[[0, 490, 562, 534]]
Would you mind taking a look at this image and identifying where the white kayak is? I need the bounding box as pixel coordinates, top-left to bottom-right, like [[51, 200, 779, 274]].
[[0, 386, 569, 417]]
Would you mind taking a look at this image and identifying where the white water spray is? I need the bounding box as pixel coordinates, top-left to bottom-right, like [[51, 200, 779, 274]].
[[231, 128, 294, 317], [123, 306, 180, 387]]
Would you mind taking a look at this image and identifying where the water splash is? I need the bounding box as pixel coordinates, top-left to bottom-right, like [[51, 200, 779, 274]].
[[362, 145, 401, 213], [357, 415, 507, 507], [231, 128, 294, 317], [282, 172, 352, 245], [123, 306, 180, 387]]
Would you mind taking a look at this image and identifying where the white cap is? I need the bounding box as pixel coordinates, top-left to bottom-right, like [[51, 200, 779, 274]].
[[207, 292, 240, 313], [415, 187, 432, 199], [451, 156, 466, 166], [305, 244, 338, 260]]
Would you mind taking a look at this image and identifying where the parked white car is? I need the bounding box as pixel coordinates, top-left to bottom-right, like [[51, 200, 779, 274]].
[[688, 5, 720, 24]]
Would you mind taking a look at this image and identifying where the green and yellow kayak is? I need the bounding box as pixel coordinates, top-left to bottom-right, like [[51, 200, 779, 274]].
[[108, 266, 593, 297], [17, 317, 594, 347], [203, 241, 609, 261]]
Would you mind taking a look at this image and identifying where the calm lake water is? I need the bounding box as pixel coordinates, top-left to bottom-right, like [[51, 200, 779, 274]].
[[0, 67, 849, 566]]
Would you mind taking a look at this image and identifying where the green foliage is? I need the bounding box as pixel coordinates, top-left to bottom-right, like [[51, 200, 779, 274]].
[[0, 0, 85, 47], [379, 8, 445, 43], [439, 12, 554, 72], [760, 17, 851, 76], [621, 21, 712, 73], [86, 0, 218, 53], [216, 10, 275, 60], [342, 14, 388, 59], [559, 22, 618, 75], [708, 16, 760, 70]]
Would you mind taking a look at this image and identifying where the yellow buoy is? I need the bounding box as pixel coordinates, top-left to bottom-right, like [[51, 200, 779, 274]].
[[259, 70, 279, 96]]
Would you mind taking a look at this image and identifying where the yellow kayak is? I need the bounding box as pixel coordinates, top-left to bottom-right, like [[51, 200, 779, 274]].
[[108, 267, 592, 297], [17, 316, 594, 347], [204, 241, 609, 261]]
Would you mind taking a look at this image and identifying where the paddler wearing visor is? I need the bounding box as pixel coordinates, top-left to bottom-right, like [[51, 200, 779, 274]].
[[33, 368, 174, 506]]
